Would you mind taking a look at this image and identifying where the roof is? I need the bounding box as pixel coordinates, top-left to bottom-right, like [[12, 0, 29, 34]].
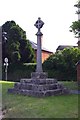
[[29, 40, 37, 50], [56, 45, 77, 51], [29, 40, 53, 53]]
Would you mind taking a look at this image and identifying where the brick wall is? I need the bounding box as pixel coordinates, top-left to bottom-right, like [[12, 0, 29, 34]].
[[42, 51, 52, 63], [77, 60, 80, 82], [35, 50, 53, 63]]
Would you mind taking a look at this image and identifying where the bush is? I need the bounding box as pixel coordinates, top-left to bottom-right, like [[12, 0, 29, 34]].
[[43, 47, 80, 81], [2, 63, 36, 82]]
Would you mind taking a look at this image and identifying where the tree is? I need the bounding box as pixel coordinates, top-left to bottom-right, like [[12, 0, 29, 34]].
[[43, 48, 80, 80], [20, 39, 35, 63], [70, 1, 80, 38], [2, 21, 35, 63], [70, 21, 80, 37]]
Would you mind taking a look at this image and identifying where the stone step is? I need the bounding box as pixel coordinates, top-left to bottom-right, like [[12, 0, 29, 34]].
[[20, 78, 57, 85], [14, 82, 62, 91], [31, 72, 48, 79], [8, 88, 62, 97], [19, 89, 62, 97], [8, 87, 69, 97], [8, 79, 69, 97], [20, 79, 32, 83]]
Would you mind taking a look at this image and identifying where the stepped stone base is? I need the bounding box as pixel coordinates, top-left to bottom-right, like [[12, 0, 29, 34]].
[[8, 72, 70, 97], [31, 72, 48, 79]]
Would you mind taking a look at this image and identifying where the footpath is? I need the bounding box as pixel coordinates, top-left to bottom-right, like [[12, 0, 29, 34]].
[[70, 90, 80, 94]]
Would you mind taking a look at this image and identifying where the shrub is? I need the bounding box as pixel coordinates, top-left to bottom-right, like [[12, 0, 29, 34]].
[[43, 47, 80, 81], [2, 63, 36, 82]]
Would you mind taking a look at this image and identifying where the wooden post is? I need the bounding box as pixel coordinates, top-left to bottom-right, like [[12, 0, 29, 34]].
[[76, 60, 80, 84]]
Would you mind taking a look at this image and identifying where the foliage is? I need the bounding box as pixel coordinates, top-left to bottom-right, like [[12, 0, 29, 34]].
[[70, 21, 80, 37], [2, 21, 35, 63], [70, 1, 80, 38], [11, 51, 21, 63], [59, 81, 78, 90], [2, 63, 36, 81], [43, 47, 80, 80]]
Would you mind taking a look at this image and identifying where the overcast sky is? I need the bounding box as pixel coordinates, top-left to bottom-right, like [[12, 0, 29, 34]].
[[0, 0, 78, 52]]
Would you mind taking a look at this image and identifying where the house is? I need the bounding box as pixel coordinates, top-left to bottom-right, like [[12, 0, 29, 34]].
[[56, 45, 77, 51], [29, 40, 53, 63], [56, 39, 80, 51]]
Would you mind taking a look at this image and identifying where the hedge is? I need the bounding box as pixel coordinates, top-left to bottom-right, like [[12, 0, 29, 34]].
[[2, 63, 77, 82], [2, 63, 36, 82]]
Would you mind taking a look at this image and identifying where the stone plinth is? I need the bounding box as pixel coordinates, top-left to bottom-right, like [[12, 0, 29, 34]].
[[8, 78, 69, 97], [31, 72, 48, 79]]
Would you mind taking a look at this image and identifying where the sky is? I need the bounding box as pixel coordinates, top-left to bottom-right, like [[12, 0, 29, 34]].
[[0, 0, 78, 52]]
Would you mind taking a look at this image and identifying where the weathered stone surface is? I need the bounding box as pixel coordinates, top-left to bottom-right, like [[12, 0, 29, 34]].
[[8, 78, 70, 97], [20, 79, 32, 83], [31, 72, 48, 79], [20, 78, 57, 85]]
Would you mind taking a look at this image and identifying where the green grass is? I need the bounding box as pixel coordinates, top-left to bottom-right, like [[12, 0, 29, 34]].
[[59, 81, 78, 90], [1, 81, 79, 118]]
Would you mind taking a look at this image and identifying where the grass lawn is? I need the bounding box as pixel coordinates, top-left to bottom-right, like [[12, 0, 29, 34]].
[[0, 81, 79, 118], [59, 81, 79, 90]]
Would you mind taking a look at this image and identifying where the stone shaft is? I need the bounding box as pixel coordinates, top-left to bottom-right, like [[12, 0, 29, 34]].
[[36, 34, 43, 72]]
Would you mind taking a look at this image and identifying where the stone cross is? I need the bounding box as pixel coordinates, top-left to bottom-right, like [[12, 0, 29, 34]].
[[34, 17, 44, 30], [8, 18, 69, 97], [34, 17, 44, 72]]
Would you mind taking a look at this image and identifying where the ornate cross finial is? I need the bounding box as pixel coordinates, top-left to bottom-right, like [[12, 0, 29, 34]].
[[34, 17, 44, 30]]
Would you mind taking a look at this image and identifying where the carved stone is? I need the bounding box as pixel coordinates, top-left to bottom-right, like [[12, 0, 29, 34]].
[[8, 78, 70, 97], [8, 18, 70, 97]]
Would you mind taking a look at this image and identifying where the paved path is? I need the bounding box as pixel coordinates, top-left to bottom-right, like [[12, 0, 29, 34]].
[[70, 90, 80, 94]]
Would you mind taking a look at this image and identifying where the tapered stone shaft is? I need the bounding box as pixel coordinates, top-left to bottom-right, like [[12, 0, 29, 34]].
[[34, 17, 44, 72], [36, 32, 43, 72]]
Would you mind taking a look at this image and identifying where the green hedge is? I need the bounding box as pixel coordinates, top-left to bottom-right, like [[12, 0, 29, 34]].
[[2, 63, 77, 82], [43, 69, 77, 81], [2, 63, 36, 82]]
